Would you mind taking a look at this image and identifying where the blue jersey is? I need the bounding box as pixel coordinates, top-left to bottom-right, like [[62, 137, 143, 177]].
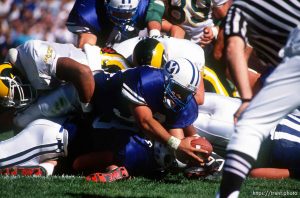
[[67, 116, 159, 176], [270, 113, 300, 179], [92, 66, 198, 129], [66, 0, 149, 47]]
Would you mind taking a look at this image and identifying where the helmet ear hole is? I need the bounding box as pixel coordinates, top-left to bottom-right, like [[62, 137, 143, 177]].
[[132, 38, 166, 68]]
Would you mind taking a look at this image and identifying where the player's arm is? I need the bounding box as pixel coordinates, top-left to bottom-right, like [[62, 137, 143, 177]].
[[212, 0, 232, 20], [145, 0, 165, 36], [161, 19, 186, 38], [194, 77, 205, 105], [200, 0, 231, 47], [226, 36, 253, 120], [77, 33, 97, 49], [56, 57, 95, 111], [131, 104, 205, 163]]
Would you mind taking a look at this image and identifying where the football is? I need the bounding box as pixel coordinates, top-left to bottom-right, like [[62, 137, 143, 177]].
[[191, 137, 213, 158]]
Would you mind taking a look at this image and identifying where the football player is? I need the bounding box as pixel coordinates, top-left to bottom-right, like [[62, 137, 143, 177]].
[[114, 36, 235, 97], [0, 40, 131, 129], [0, 117, 71, 176], [90, 57, 207, 164], [3, 92, 299, 180], [145, 0, 231, 48], [0, 56, 208, 177], [0, 112, 216, 181], [195, 94, 300, 180], [1, 54, 207, 164], [66, 0, 163, 48]]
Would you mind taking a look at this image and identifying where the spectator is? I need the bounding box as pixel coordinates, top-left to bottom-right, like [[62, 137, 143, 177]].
[[0, 0, 76, 62]]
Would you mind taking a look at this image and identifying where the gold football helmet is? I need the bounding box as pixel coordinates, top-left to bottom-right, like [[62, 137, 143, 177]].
[[0, 63, 36, 108], [132, 38, 167, 68]]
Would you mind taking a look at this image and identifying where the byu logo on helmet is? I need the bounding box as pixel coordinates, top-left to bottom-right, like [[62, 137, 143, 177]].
[[165, 60, 180, 74]]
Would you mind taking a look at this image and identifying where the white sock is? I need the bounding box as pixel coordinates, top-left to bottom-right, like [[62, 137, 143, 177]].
[[39, 162, 55, 176]]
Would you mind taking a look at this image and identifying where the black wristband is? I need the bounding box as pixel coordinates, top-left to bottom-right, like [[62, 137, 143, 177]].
[[241, 98, 252, 102]]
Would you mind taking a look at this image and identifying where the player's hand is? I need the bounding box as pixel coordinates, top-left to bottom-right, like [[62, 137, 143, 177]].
[[199, 27, 214, 47], [233, 101, 250, 124], [178, 136, 208, 164]]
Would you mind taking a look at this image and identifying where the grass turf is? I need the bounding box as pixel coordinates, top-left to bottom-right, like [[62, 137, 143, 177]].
[[0, 175, 299, 198], [0, 131, 299, 198]]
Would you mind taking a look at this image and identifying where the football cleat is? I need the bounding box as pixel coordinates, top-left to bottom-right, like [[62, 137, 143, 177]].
[[0, 166, 47, 176], [86, 166, 129, 183]]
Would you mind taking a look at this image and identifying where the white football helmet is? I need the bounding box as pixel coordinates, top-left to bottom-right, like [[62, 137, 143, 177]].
[[163, 58, 201, 112], [105, 0, 140, 27], [0, 63, 36, 108]]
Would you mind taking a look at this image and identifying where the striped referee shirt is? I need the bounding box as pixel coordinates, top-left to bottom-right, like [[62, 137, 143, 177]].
[[225, 0, 300, 67]]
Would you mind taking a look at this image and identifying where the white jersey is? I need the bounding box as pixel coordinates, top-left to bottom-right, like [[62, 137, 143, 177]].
[[16, 40, 90, 90], [194, 92, 240, 154], [0, 117, 68, 169], [13, 84, 80, 129], [14, 40, 130, 91], [163, 0, 228, 43], [114, 35, 205, 70]]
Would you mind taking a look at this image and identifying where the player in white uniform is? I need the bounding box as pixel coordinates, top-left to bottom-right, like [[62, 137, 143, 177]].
[[115, 35, 233, 96], [145, 0, 230, 47], [0, 40, 131, 129], [0, 117, 70, 176], [5, 39, 131, 99], [163, 0, 229, 44], [114, 35, 205, 69]]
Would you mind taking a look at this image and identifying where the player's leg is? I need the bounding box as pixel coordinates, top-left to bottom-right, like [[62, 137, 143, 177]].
[[13, 84, 80, 130], [0, 118, 68, 174], [218, 55, 300, 197], [194, 93, 240, 155]]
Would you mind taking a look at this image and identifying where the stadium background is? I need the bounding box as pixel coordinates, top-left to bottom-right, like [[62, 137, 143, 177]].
[[0, 1, 299, 197], [0, 0, 76, 63]]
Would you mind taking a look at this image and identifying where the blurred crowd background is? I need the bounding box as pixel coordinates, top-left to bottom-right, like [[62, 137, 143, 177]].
[[0, 0, 76, 62]]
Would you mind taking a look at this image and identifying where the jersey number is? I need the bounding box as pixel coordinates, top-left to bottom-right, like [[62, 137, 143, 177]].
[[167, 0, 211, 24]]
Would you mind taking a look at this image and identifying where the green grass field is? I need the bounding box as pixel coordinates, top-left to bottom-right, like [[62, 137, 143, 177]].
[[1, 131, 299, 198]]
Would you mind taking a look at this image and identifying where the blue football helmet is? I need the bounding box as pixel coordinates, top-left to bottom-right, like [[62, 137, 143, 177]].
[[163, 58, 201, 112], [105, 0, 140, 28]]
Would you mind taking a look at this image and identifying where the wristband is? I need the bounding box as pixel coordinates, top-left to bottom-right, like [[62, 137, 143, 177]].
[[241, 98, 252, 103], [80, 102, 93, 113], [211, 26, 219, 39], [149, 29, 161, 37], [167, 136, 181, 150]]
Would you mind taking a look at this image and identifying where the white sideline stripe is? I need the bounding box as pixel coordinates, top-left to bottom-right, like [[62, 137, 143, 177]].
[[273, 132, 300, 143], [226, 159, 249, 175]]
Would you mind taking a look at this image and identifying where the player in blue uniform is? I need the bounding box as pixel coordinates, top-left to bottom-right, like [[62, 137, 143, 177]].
[[66, 0, 150, 48], [69, 124, 159, 177], [90, 58, 206, 164], [249, 112, 300, 180]]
